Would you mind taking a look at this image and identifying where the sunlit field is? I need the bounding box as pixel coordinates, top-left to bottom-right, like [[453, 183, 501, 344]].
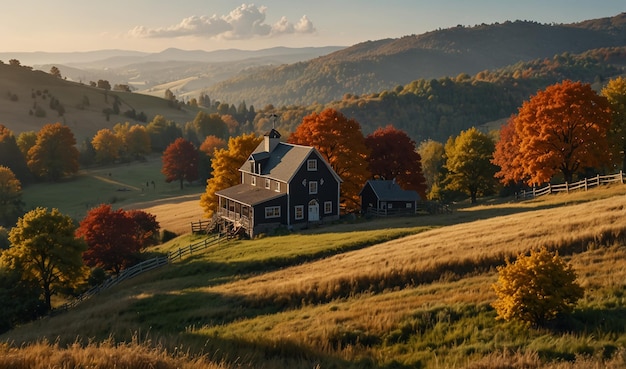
[[3, 184, 626, 368]]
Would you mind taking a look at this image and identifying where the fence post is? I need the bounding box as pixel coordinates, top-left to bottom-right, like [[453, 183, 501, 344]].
[[566, 182, 569, 193], [621, 171, 624, 184], [584, 178, 588, 191], [597, 174, 600, 187]]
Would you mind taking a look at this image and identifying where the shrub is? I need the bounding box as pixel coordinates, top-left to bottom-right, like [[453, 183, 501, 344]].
[[492, 247, 584, 326]]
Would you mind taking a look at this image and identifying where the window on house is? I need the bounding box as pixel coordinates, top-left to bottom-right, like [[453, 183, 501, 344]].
[[295, 205, 304, 220], [265, 178, 270, 189], [406, 203, 412, 208], [251, 176, 256, 186], [309, 181, 318, 194], [307, 159, 317, 171], [388, 203, 393, 209], [275, 181, 281, 192], [324, 201, 332, 214], [265, 206, 280, 219]]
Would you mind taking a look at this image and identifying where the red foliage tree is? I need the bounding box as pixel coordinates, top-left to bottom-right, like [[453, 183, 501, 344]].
[[365, 125, 427, 198], [126, 209, 161, 247], [161, 138, 199, 190], [288, 108, 370, 212], [76, 205, 149, 275], [492, 115, 526, 185]]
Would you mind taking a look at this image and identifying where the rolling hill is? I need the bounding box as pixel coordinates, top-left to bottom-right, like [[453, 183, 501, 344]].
[[199, 13, 626, 107], [3, 185, 626, 368], [0, 62, 202, 139]]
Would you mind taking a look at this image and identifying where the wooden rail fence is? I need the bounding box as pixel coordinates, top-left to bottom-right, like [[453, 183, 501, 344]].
[[56, 234, 224, 312], [517, 171, 625, 199]]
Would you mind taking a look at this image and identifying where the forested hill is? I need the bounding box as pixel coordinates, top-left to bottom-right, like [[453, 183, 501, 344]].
[[201, 13, 626, 107]]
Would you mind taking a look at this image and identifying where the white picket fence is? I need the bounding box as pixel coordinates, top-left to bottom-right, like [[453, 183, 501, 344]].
[[517, 171, 625, 199], [56, 234, 224, 312]]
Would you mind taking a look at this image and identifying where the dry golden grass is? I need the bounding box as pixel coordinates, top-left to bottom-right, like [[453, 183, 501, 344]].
[[205, 193, 626, 305], [0, 338, 228, 369]]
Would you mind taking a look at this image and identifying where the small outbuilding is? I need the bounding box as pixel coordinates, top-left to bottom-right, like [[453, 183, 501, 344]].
[[359, 179, 421, 216]]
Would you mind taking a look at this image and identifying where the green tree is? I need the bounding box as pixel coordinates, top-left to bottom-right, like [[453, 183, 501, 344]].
[[0, 166, 23, 227], [16, 131, 37, 159], [0, 265, 45, 333], [146, 115, 182, 152], [492, 247, 584, 326], [191, 111, 228, 142], [444, 127, 497, 203], [0, 125, 32, 184], [27, 123, 79, 181], [2, 208, 87, 311], [200, 133, 262, 218], [417, 139, 446, 200], [601, 76, 626, 172]]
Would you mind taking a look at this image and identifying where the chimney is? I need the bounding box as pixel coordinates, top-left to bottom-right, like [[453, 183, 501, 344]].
[[264, 128, 281, 153]]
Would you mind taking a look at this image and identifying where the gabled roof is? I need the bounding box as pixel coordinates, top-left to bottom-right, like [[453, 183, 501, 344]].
[[216, 183, 286, 206], [241, 141, 342, 184], [360, 180, 420, 202]]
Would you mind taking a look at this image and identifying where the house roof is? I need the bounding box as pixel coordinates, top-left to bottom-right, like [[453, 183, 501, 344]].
[[215, 183, 286, 206], [241, 141, 342, 184], [360, 180, 421, 202]]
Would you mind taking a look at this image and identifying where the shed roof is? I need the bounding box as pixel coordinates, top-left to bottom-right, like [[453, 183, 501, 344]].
[[361, 180, 420, 202]]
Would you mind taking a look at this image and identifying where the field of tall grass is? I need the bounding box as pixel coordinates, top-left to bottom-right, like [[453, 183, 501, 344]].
[[3, 185, 626, 368]]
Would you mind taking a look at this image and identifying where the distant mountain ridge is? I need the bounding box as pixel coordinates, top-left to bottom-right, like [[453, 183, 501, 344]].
[[199, 13, 626, 107]]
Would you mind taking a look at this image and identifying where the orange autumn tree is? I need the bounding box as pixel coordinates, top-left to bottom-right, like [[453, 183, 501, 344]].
[[365, 125, 427, 199], [161, 138, 199, 190], [27, 123, 79, 181], [492, 115, 526, 185], [200, 133, 262, 218], [289, 108, 370, 213], [494, 80, 612, 185]]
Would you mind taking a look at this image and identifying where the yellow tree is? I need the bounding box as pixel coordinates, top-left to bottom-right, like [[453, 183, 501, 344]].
[[512, 80, 611, 184], [125, 124, 151, 159], [27, 123, 79, 181], [288, 108, 371, 212], [444, 127, 497, 204], [91, 128, 122, 164], [3, 208, 87, 311], [601, 76, 626, 172], [492, 247, 583, 326], [200, 133, 262, 218]]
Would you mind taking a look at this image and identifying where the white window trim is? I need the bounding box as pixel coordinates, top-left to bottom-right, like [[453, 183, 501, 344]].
[[251, 176, 256, 186], [295, 205, 304, 220], [265, 178, 271, 189], [324, 201, 332, 214], [307, 159, 318, 171], [265, 206, 280, 219], [309, 181, 318, 194], [275, 181, 281, 192]]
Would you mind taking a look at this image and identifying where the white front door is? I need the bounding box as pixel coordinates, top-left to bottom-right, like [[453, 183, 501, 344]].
[[308, 200, 319, 222]]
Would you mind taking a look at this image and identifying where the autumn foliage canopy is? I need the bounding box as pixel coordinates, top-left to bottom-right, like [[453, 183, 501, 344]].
[[493, 80, 612, 185], [76, 205, 159, 275], [289, 108, 370, 212], [161, 138, 199, 190], [365, 125, 427, 199], [200, 133, 262, 218]]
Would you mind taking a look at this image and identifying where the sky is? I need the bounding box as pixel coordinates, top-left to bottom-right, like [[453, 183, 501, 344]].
[[1, 0, 625, 53]]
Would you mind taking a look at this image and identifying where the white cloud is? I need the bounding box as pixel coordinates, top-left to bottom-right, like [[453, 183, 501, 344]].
[[129, 4, 315, 40]]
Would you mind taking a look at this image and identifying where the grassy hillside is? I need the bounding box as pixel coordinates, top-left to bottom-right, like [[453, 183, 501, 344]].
[[3, 185, 626, 368], [0, 63, 203, 139], [19, 155, 204, 234]]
